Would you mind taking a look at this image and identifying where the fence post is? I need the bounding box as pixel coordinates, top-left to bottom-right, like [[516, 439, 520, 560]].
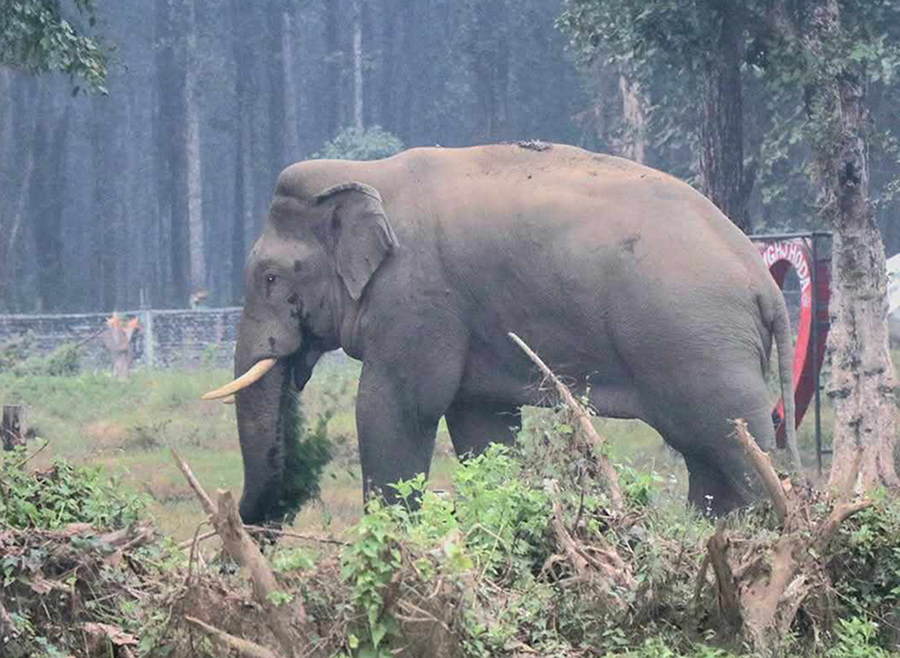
[[144, 310, 155, 370]]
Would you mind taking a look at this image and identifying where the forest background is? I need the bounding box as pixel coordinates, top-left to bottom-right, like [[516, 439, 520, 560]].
[[2, 0, 899, 315]]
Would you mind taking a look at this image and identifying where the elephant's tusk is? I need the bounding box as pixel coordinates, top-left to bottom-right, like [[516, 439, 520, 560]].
[[200, 358, 277, 400]]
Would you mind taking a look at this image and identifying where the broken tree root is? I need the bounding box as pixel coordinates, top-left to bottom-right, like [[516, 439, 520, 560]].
[[171, 448, 307, 658], [701, 420, 872, 657], [542, 479, 636, 617]]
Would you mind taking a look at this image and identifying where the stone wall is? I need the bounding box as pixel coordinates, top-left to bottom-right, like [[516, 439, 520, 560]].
[[0, 308, 242, 370]]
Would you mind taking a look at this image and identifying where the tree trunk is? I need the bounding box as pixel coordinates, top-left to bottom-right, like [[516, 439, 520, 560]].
[[379, 0, 397, 133], [33, 102, 71, 311], [697, 0, 751, 233], [351, 0, 364, 132], [3, 78, 39, 312], [324, 0, 342, 137], [618, 74, 646, 164], [185, 0, 206, 297], [802, 2, 899, 491], [281, 7, 300, 161], [230, 0, 257, 303]]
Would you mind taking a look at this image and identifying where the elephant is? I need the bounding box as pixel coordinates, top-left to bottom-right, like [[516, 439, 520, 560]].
[[203, 142, 798, 525]]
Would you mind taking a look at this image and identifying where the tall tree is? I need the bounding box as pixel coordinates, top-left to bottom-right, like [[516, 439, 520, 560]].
[[280, 4, 301, 162], [0, 0, 108, 93], [184, 0, 206, 297], [792, 1, 899, 490], [351, 0, 364, 131], [558, 0, 755, 231]]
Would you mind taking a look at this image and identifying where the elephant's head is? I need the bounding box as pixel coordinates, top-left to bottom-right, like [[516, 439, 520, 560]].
[[202, 180, 398, 525]]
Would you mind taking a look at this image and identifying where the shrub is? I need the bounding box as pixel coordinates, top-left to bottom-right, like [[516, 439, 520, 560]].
[[0, 447, 144, 530], [0, 333, 81, 377], [315, 126, 404, 161], [828, 493, 900, 650], [0, 333, 35, 373]]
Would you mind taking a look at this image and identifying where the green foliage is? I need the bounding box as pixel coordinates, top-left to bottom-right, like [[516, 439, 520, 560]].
[[0, 333, 81, 377], [448, 444, 552, 577], [828, 494, 900, 649], [271, 546, 317, 574], [341, 498, 403, 656], [0, 446, 144, 530], [0, 0, 109, 94], [275, 385, 333, 525], [619, 463, 664, 507], [826, 616, 889, 658], [603, 636, 739, 657], [315, 126, 405, 162], [556, 0, 900, 235], [0, 333, 35, 372]]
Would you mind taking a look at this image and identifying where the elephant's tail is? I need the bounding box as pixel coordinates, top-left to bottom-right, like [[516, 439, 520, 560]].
[[773, 295, 802, 475]]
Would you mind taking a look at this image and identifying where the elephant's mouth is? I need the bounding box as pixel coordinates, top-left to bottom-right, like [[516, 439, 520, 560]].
[[292, 340, 319, 390]]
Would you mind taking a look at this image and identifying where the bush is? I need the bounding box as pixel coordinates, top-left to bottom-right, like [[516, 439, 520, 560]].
[[827, 493, 900, 650], [0, 333, 35, 373], [0, 333, 81, 377], [315, 126, 404, 161], [0, 447, 144, 530]]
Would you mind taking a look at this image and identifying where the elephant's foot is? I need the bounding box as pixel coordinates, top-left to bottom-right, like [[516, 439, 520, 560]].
[[684, 453, 758, 516]]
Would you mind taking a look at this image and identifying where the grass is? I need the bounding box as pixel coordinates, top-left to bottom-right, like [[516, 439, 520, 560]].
[[1, 348, 897, 542]]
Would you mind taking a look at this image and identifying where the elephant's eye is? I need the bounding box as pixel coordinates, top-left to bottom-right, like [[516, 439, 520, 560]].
[[266, 274, 276, 284]]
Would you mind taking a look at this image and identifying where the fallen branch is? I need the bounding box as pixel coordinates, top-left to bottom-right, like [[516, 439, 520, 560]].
[[171, 449, 306, 658], [509, 332, 624, 513], [185, 616, 282, 658], [177, 527, 350, 550], [171, 447, 216, 514]]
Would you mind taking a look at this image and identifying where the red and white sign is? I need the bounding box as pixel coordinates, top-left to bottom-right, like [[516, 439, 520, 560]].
[[754, 238, 830, 447]]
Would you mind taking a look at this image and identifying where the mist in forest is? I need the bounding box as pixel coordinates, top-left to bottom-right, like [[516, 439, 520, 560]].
[[1, 0, 898, 314]]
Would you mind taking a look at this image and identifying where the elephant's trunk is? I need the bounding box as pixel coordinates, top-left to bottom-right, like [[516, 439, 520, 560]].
[[233, 314, 293, 526]]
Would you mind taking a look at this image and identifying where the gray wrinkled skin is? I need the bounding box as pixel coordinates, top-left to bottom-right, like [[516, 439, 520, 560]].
[[233, 143, 796, 525]]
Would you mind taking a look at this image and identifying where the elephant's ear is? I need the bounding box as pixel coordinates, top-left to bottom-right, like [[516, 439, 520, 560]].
[[315, 182, 399, 300]]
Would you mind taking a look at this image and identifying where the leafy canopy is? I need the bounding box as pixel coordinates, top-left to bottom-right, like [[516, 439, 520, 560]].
[[315, 126, 405, 162], [0, 0, 108, 94]]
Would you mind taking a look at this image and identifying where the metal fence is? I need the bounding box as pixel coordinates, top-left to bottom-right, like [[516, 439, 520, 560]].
[[0, 307, 242, 370]]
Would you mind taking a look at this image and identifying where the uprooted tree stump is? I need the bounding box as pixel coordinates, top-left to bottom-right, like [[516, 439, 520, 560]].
[[171, 448, 308, 658], [697, 420, 871, 656], [1, 404, 27, 451]]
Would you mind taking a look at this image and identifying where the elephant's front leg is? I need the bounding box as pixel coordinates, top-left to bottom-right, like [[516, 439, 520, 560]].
[[355, 357, 463, 505]]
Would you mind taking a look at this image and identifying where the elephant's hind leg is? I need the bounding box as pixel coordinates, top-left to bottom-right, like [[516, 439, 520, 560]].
[[445, 399, 522, 460], [677, 402, 777, 516]]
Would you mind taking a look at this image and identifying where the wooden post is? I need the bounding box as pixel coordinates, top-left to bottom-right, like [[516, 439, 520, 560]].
[[143, 310, 155, 370], [1, 405, 26, 451]]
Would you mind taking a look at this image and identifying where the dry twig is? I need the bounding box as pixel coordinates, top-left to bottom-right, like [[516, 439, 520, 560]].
[[732, 420, 788, 525], [509, 332, 624, 513], [185, 615, 282, 658]]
